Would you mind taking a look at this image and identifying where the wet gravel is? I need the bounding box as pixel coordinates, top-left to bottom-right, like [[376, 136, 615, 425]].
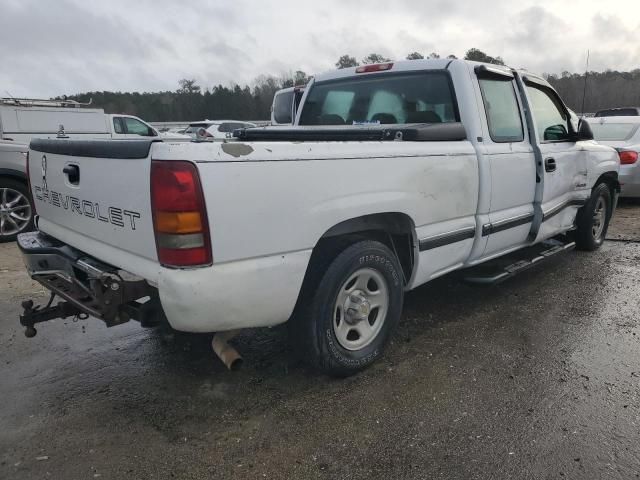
[[0, 203, 639, 480]]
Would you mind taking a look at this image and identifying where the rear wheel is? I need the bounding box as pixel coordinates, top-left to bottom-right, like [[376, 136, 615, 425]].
[[0, 178, 34, 243], [575, 182, 612, 251], [290, 240, 404, 376]]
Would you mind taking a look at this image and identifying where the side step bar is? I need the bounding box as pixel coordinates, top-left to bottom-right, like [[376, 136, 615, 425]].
[[464, 238, 576, 285]]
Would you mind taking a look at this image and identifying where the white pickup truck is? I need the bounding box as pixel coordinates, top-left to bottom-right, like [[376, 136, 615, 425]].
[[18, 59, 619, 376]]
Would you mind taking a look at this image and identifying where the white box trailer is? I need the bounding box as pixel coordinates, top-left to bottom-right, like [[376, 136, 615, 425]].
[[0, 98, 187, 144], [0, 98, 110, 143]]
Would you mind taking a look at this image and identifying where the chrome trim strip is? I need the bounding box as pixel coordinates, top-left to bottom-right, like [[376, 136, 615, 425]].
[[482, 212, 534, 236], [542, 199, 587, 222], [418, 226, 476, 251]]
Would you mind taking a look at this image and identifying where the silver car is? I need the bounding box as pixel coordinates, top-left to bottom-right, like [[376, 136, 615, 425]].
[[0, 141, 33, 241], [589, 116, 640, 198]]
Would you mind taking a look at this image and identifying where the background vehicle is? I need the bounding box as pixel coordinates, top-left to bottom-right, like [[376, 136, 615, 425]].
[[271, 86, 305, 125], [183, 120, 257, 139], [0, 140, 32, 241], [19, 59, 619, 375], [0, 97, 186, 143], [589, 116, 640, 197], [594, 107, 640, 117]]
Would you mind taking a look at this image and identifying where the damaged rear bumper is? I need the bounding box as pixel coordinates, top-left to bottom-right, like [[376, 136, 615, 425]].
[[17, 231, 162, 335]]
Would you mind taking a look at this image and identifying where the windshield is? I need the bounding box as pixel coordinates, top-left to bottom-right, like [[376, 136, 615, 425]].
[[298, 72, 458, 126], [590, 122, 640, 141]]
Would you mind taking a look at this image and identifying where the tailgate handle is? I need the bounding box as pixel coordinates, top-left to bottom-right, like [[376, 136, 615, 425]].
[[63, 164, 80, 184]]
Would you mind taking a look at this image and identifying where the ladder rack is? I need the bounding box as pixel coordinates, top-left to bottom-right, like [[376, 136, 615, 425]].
[[0, 97, 93, 108]]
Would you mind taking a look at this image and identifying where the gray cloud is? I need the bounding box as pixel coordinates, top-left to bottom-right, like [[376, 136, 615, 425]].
[[1, 0, 639, 97]]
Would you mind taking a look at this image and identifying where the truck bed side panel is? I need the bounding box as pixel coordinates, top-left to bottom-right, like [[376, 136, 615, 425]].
[[154, 140, 479, 286]]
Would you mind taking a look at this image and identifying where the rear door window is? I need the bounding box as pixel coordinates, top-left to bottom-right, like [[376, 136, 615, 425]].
[[299, 72, 458, 126], [478, 78, 524, 142]]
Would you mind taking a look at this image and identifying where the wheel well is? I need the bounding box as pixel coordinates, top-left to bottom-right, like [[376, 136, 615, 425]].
[[0, 171, 27, 183], [310, 213, 416, 286], [595, 171, 620, 195]]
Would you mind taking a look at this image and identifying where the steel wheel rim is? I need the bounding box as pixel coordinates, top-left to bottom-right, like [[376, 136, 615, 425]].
[[333, 267, 389, 351], [0, 188, 32, 237], [591, 196, 606, 240]]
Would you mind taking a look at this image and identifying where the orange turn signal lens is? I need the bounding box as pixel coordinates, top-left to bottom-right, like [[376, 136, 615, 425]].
[[155, 211, 203, 234]]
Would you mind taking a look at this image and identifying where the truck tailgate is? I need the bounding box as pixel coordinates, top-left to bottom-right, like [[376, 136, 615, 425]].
[[28, 139, 159, 269]]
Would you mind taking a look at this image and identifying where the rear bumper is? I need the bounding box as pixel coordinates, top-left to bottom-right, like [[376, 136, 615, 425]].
[[19, 230, 312, 333], [18, 231, 155, 326], [157, 249, 312, 332], [620, 165, 640, 198]]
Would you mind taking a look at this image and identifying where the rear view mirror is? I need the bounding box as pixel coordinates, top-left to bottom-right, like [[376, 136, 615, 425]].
[[575, 118, 594, 141]]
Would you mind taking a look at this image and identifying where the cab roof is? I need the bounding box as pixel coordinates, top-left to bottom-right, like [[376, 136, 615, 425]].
[[311, 58, 553, 90]]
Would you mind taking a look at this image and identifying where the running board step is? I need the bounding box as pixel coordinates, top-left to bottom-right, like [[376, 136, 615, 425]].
[[463, 238, 576, 285]]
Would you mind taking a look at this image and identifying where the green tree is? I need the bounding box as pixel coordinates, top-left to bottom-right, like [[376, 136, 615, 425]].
[[427, 52, 440, 59], [464, 48, 504, 65], [176, 78, 201, 94], [361, 53, 391, 64], [294, 70, 310, 85], [335, 55, 359, 69], [406, 52, 424, 60]]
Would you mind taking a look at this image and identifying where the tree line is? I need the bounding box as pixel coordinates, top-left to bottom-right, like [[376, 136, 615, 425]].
[[546, 70, 640, 114], [58, 48, 634, 121]]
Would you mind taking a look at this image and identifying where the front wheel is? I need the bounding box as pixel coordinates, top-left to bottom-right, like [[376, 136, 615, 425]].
[[574, 182, 612, 251], [290, 240, 404, 376]]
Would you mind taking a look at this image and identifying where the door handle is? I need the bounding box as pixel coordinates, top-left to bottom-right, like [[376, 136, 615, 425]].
[[544, 157, 556, 173]]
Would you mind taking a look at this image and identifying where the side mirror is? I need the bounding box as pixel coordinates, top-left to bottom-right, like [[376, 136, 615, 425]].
[[575, 118, 594, 141], [149, 127, 158, 137], [543, 124, 568, 141]]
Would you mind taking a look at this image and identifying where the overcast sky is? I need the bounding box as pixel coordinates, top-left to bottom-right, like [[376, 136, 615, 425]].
[[2, 0, 640, 97]]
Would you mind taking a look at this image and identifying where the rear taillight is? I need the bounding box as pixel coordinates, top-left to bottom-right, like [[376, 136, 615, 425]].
[[151, 160, 212, 267], [618, 150, 638, 165], [355, 63, 393, 73]]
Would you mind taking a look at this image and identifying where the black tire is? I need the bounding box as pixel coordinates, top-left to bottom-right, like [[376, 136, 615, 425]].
[[289, 240, 404, 377], [0, 177, 35, 243], [574, 182, 612, 251]]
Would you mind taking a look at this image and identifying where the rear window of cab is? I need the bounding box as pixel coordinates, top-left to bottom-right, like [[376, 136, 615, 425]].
[[298, 72, 459, 126]]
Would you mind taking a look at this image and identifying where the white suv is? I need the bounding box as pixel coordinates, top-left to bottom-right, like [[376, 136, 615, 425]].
[[184, 120, 257, 139]]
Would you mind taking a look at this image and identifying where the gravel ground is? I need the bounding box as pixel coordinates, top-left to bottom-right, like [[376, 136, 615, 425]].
[[0, 203, 639, 480]]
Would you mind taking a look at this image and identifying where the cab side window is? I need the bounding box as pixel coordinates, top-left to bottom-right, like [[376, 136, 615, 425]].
[[113, 117, 124, 134], [479, 78, 524, 142], [124, 117, 153, 136], [525, 85, 570, 142]]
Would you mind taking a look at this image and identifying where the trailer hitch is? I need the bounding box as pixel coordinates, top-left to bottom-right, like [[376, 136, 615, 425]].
[[19, 294, 84, 338]]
